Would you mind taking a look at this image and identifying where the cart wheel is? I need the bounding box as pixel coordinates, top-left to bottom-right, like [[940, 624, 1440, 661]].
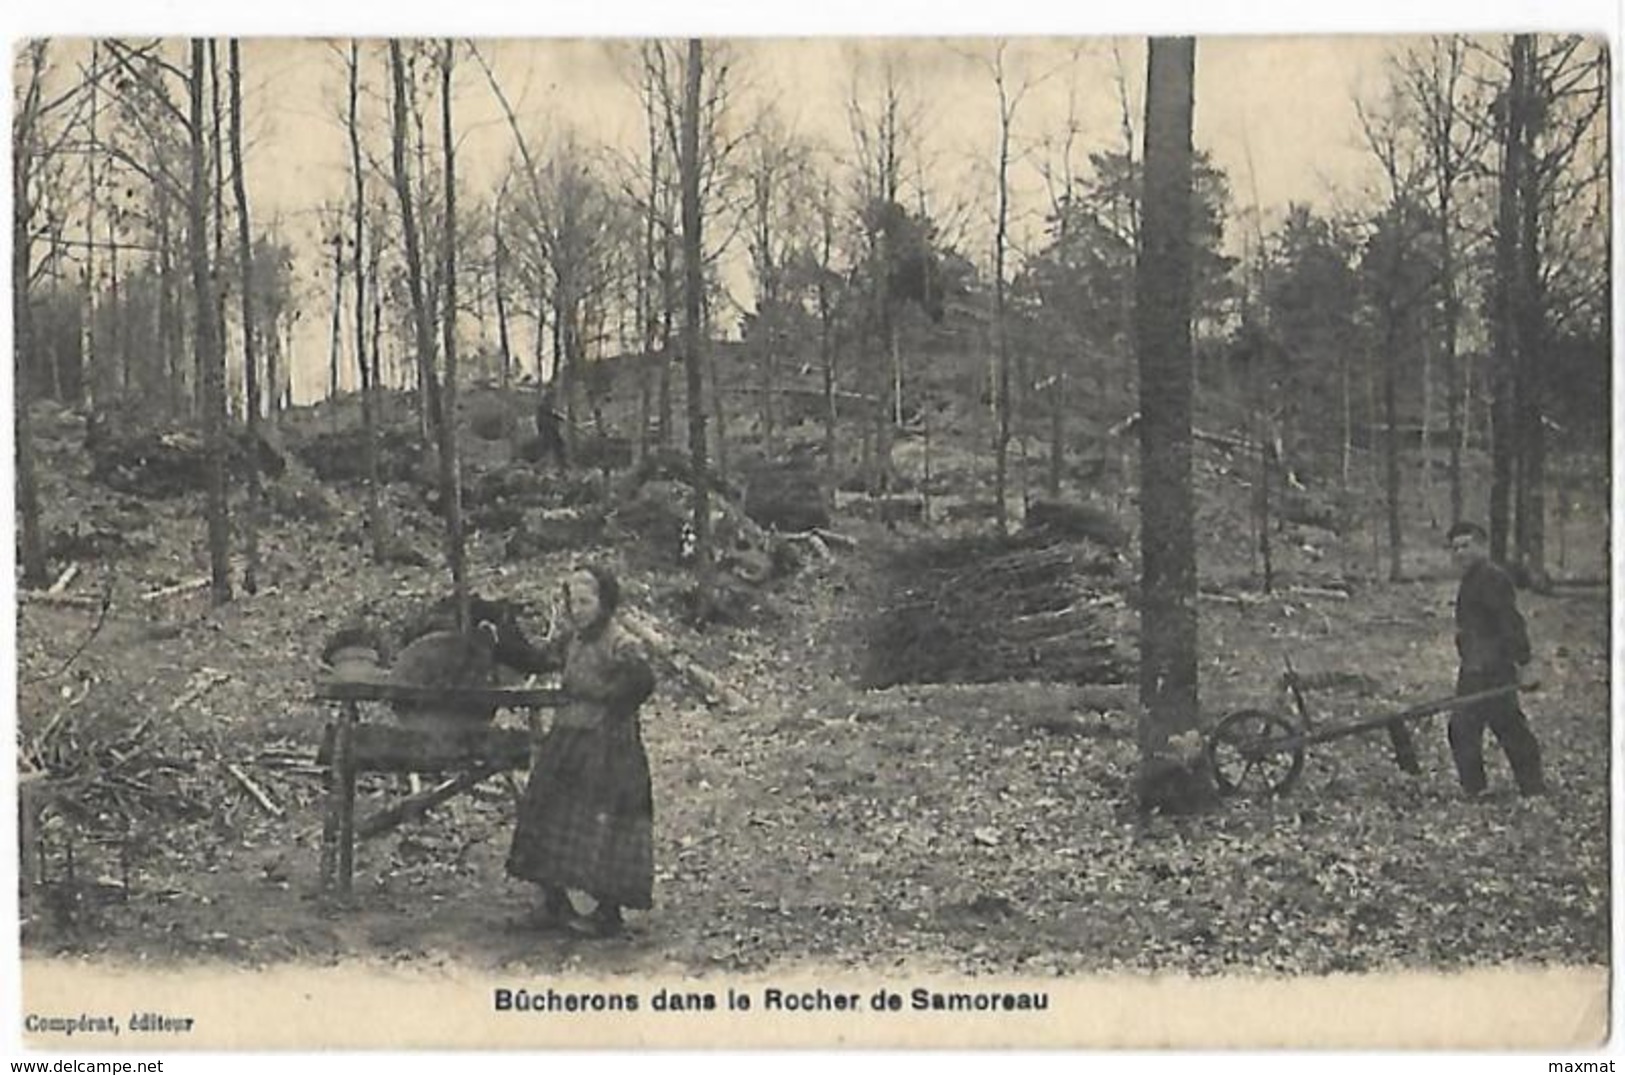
[[1207, 708, 1306, 797]]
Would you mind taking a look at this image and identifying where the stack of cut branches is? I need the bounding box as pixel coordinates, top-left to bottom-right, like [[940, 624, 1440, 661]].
[[864, 529, 1132, 688]]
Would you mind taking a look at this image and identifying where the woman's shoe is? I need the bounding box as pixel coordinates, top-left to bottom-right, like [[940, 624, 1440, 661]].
[[567, 906, 626, 939], [512, 889, 574, 932]]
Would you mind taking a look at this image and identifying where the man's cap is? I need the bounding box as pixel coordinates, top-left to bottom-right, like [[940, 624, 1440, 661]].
[[1446, 521, 1488, 543]]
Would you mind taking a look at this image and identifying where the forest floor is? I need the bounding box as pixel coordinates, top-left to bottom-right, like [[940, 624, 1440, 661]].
[[13, 398, 1613, 980]]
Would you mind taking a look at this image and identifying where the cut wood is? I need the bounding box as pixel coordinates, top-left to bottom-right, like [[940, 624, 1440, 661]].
[[20, 591, 102, 610], [142, 576, 211, 601], [46, 564, 81, 595], [225, 762, 285, 818], [1198, 590, 1263, 606], [356, 766, 498, 839], [620, 608, 746, 710], [1288, 586, 1351, 601], [143, 561, 246, 601], [167, 668, 231, 714], [809, 527, 857, 549]]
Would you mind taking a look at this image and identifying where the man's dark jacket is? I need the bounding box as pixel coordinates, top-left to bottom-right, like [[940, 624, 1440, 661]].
[[1455, 559, 1531, 682]]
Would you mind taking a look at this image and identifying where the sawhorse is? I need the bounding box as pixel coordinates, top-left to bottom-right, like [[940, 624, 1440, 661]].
[[312, 678, 566, 895]]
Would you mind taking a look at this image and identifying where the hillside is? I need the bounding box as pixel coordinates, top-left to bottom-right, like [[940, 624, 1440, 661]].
[[13, 367, 1611, 977]]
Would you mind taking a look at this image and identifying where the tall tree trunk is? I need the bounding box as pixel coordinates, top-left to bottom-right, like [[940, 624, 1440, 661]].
[[209, 41, 229, 420], [229, 39, 263, 594], [439, 39, 470, 632], [681, 39, 713, 587], [1488, 38, 1525, 565], [993, 62, 1013, 533], [13, 53, 49, 588], [389, 39, 443, 449], [189, 40, 232, 605], [1512, 34, 1549, 590], [86, 42, 104, 412], [349, 41, 387, 565], [1133, 37, 1211, 814]]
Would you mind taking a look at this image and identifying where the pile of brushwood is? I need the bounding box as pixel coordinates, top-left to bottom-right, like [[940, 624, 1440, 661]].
[[863, 522, 1132, 689], [84, 410, 285, 499]]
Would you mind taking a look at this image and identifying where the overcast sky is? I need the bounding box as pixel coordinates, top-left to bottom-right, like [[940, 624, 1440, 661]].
[[11, 1, 1616, 399]]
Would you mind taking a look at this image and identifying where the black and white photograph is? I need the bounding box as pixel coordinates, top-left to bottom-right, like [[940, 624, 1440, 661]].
[[8, 14, 1614, 1058]]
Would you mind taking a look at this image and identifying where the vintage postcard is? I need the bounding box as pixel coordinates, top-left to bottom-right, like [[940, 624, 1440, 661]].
[[8, 12, 1614, 1064]]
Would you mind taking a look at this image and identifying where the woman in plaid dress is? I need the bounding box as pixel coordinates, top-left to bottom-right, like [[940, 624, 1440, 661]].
[[507, 565, 656, 937]]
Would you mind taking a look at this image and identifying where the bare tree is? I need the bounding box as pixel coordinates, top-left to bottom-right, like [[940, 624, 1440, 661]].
[[846, 50, 915, 492], [1134, 37, 1212, 813], [741, 104, 817, 457], [228, 39, 263, 593], [1395, 36, 1492, 528], [347, 40, 388, 564], [983, 41, 1041, 533], [388, 39, 443, 444], [187, 39, 232, 604], [13, 41, 65, 589], [1507, 35, 1606, 589], [1357, 87, 1433, 582], [440, 38, 470, 630], [681, 39, 713, 589]]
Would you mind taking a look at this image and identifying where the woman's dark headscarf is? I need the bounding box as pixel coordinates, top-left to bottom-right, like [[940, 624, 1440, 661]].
[[575, 563, 620, 636]]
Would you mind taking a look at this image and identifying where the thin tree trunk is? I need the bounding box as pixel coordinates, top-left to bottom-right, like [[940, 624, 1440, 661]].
[[1512, 33, 1548, 590], [819, 194, 838, 477], [327, 234, 344, 429], [440, 39, 470, 632], [209, 41, 228, 420], [228, 39, 264, 594], [389, 39, 443, 449], [993, 60, 1012, 534], [156, 187, 180, 418], [1383, 306, 1404, 581], [264, 311, 281, 431], [1134, 36, 1211, 813], [681, 39, 712, 588], [707, 301, 729, 484], [494, 222, 513, 393], [349, 41, 387, 565], [1443, 206, 1463, 527], [658, 237, 675, 446], [13, 52, 49, 588], [86, 42, 103, 411], [1489, 37, 1526, 565], [189, 39, 232, 605], [1420, 317, 1435, 527]]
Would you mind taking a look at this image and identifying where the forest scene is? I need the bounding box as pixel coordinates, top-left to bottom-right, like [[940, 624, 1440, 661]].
[[11, 34, 1611, 997]]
